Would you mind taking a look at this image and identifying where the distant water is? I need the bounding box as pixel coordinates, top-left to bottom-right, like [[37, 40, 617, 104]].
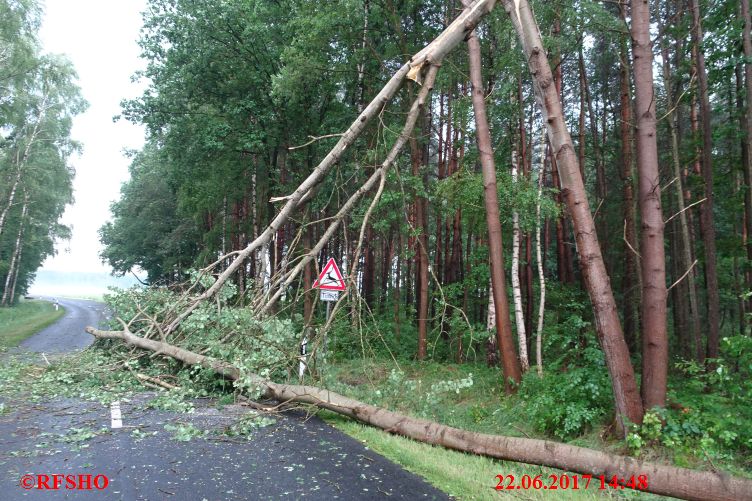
[[28, 270, 143, 300]]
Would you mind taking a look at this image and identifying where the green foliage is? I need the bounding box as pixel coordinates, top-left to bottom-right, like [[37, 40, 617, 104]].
[[147, 388, 197, 413], [0, 1, 86, 302], [518, 363, 613, 439], [0, 348, 142, 405], [508, 283, 615, 439], [223, 411, 275, 438], [104, 286, 300, 389], [100, 146, 200, 282], [164, 423, 206, 442]]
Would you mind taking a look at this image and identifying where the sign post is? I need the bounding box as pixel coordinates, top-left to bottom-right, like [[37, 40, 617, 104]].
[[313, 258, 346, 315], [298, 334, 308, 380], [304, 258, 346, 376]]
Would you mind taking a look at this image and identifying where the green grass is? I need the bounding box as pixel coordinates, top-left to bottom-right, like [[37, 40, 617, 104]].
[[0, 299, 65, 347]]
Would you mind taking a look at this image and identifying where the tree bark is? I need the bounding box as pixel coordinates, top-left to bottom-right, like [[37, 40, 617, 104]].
[[535, 131, 547, 376], [501, 0, 644, 430], [690, 0, 721, 360], [0, 93, 47, 240], [465, 17, 522, 389], [741, 0, 752, 321], [86, 325, 752, 501], [1, 192, 29, 306], [618, 17, 639, 354], [550, 14, 571, 285], [630, 0, 668, 410], [410, 104, 430, 361], [511, 144, 529, 372]]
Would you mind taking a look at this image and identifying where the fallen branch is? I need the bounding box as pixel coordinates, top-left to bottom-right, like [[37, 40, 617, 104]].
[[135, 373, 179, 390], [288, 134, 346, 151], [85, 325, 752, 501]]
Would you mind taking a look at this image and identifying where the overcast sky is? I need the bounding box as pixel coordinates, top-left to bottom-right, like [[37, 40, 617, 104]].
[[37, 0, 148, 273]]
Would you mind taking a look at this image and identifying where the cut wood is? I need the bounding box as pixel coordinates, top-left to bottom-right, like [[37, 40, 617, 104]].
[[85, 325, 752, 501]]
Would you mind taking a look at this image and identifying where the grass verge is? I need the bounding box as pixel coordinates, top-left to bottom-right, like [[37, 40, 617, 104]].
[[0, 299, 65, 347]]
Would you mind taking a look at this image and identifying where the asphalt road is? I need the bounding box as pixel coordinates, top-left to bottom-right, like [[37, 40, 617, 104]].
[[19, 297, 107, 353], [1, 298, 450, 500]]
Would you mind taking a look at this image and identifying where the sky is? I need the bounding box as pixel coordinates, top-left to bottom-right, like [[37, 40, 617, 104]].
[[37, 0, 148, 274]]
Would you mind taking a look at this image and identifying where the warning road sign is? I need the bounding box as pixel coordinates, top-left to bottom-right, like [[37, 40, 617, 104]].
[[313, 258, 346, 291]]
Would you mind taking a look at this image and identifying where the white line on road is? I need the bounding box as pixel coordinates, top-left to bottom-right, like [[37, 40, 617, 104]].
[[110, 401, 123, 429]]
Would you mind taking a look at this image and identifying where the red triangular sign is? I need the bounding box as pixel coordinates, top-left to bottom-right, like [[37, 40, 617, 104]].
[[313, 258, 346, 291]]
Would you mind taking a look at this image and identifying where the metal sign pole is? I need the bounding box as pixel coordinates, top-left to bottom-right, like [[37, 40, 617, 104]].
[[298, 335, 308, 381]]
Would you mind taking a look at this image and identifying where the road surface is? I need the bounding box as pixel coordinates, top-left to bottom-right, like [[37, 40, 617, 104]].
[[1, 298, 450, 500], [19, 297, 107, 353]]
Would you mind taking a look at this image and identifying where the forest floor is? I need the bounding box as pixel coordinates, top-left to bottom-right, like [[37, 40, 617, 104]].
[[0, 299, 64, 347]]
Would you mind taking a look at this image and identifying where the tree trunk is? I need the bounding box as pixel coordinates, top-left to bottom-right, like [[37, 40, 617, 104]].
[[0, 93, 47, 240], [362, 226, 375, 305], [501, 0, 644, 430], [1, 193, 28, 306], [741, 0, 752, 322], [511, 144, 529, 372], [690, 0, 721, 360], [86, 325, 752, 501], [535, 131, 547, 376], [303, 222, 314, 325], [630, 0, 668, 410], [550, 14, 571, 285], [659, 33, 702, 364], [465, 17, 522, 389], [486, 277, 499, 367], [8, 234, 25, 305], [619, 19, 639, 353], [411, 110, 429, 361], [0, 169, 22, 240]]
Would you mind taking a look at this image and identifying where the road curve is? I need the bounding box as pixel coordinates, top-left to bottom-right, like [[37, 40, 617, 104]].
[[19, 297, 108, 353]]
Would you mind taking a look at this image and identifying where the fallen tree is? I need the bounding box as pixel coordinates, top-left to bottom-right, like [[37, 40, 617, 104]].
[[86, 325, 752, 501]]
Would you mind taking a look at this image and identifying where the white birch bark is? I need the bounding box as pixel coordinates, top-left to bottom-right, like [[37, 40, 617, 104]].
[[535, 131, 547, 376], [510, 147, 528, 371], [0, 93, 48, 239], [1, 192, 29, 306], [486, 277, 496, 331]]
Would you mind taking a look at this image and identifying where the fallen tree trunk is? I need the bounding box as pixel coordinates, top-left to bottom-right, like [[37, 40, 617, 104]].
[[85, 326, 752, 501]]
